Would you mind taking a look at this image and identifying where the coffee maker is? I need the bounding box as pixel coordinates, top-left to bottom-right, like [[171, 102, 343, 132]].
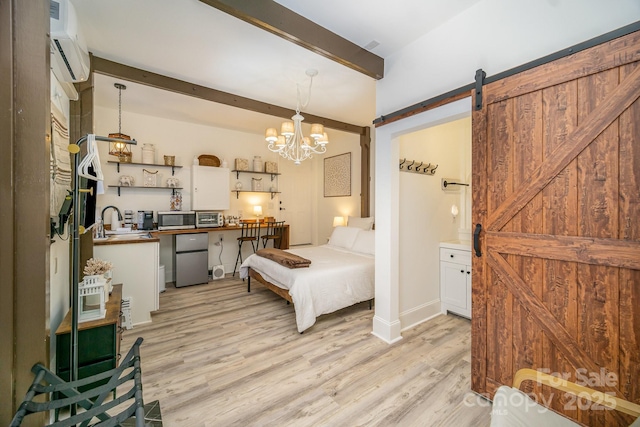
[[138, 211, 154, 230]]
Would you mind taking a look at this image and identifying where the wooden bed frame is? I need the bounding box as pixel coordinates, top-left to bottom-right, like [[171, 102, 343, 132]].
[[247, 267, 373, 311], [247, 267, 293, 303]]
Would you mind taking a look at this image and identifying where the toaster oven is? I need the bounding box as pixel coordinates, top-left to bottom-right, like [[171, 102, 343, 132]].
[[196, 211, 223, 228]]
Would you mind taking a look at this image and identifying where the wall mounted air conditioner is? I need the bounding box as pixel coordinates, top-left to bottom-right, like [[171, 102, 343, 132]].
[[50, 0, 90, 83]]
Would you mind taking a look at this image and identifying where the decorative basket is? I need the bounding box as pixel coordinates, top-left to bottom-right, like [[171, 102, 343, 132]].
[[265, 161, 278, 173], [235, 158, 249, 171], [118, 152, 132, 163], [198, 154, 220, 167], [164, 155, 175, 166]]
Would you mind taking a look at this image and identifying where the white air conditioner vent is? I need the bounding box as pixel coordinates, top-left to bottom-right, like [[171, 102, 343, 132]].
[[50, 0, 90, 83]]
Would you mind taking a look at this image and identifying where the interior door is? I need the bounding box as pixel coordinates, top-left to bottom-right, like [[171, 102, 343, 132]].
[[277, 159, 312, 245], [472, 30, 640, 426]]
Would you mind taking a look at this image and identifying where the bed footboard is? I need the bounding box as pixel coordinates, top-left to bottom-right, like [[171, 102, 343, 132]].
[[248, 267, 294, 304]]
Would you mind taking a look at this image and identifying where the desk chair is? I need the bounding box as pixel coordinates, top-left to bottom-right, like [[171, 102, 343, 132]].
[[233, 222, 261, 277], [261, 221, 285, 249]]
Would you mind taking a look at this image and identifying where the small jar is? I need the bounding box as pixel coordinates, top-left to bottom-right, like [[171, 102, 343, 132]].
[[253, 156, 263, 172], [142, 143, 155, 164]]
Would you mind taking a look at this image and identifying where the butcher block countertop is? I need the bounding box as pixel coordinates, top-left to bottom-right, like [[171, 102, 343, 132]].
[[94, 224, 290, 248]]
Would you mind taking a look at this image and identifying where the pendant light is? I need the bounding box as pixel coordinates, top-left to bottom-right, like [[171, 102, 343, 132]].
[[108, 83, 133, 162]]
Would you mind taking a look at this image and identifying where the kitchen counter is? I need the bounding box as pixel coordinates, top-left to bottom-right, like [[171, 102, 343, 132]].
[[93, 233, 160, 245], [146, 224, 290, 249]]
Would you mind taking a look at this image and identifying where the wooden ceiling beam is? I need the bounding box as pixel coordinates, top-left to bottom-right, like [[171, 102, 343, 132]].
[[199, 0, 384, 80], [92, 55, 365, 135]]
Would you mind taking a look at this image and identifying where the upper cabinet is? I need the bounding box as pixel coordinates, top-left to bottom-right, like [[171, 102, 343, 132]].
[[191, 166, 230, 211]]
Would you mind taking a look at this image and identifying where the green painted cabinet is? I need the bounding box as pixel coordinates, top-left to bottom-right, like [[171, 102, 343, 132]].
[[55, 284, 123, 389]]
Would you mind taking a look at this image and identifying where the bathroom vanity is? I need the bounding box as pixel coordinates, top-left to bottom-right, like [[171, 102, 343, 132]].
[[439, 240, 472, 319]]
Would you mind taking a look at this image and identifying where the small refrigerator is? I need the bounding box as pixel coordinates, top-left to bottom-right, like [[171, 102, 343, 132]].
[[175, 233, 209, 287]]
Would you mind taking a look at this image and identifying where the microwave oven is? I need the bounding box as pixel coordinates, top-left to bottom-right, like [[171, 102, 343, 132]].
[[196, 211, 223, 228], [157, 211, 196, 230]]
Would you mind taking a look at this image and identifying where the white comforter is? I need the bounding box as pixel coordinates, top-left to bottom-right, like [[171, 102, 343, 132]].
[[239, 245, 374, 332]]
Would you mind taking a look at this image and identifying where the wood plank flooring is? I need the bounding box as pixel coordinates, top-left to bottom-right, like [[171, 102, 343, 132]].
[[121, 277, 491, 426]]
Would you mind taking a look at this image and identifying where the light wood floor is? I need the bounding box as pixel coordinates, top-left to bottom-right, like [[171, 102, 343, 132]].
[[121, 277, 491, 426]]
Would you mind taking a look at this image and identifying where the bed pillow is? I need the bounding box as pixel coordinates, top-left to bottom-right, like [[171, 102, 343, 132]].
[[350, 230, 375, 255], [347, 216, 374, 230], [328, 226, 361, 250]]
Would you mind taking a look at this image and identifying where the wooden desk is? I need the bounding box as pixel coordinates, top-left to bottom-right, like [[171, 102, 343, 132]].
[[152, 223, 290, 249], [56, 284, 123, 388]]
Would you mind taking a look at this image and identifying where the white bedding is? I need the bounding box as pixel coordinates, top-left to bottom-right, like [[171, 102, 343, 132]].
[[239, 244, 374, 332]]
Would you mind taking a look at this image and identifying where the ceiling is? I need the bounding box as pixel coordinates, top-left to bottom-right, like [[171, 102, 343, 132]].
[[73, 0, 481, 134]]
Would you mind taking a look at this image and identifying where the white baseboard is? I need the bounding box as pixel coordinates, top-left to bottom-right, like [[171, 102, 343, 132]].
[[372, 315, 403, 344], [400, 299, 442, 332]]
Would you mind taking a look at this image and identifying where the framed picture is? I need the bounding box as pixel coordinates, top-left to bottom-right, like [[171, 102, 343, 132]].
[[324, 152, 351, 197]]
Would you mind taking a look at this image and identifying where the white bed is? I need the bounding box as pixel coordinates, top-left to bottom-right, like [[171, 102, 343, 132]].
[[239, 226, 375, 332]]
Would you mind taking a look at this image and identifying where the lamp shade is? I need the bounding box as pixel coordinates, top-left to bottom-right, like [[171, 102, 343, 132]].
[[333, 216, 345, 227], [281, 121, 294, 136], [276, 135, 286, 147], [265, 128, 278, 142], [310, 123, 324, 139], [253, 205, 263, 216]]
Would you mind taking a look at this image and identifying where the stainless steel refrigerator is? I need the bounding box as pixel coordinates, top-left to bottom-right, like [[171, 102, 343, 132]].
[[175, 233, 209, 287]]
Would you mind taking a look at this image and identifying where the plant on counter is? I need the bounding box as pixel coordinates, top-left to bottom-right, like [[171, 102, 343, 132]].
[[83, 258, 113, 276]]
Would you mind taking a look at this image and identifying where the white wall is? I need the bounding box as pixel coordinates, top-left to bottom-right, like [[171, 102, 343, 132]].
[[314, 128, 363, 244], [93, 104, 363, 277], [398, 118, 471, 329], [373, 3, 639, 343], [377, 0, 640, 115], [49, 73, 72, 368]]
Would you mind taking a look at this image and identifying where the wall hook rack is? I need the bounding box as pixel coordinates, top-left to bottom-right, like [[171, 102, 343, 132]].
[[399, 158, 438, 176]]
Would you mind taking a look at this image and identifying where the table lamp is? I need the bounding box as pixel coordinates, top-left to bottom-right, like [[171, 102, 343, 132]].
[[254, 205, 263, 222], [333, 216, 345, 227]]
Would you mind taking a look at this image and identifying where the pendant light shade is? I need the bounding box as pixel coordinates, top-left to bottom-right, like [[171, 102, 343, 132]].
[[108, 83, 133, 162]]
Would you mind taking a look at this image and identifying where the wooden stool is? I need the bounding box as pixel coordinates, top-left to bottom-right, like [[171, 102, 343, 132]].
[[261, 221, 285, 249], [233, 222, 261, 277]]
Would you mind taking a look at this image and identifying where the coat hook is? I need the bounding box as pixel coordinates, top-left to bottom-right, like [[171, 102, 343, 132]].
[[430, 164, 439, 174], [399, 158, 406, 169], [407, 160, 415, 171], [414, 161, 423, 171], [422, 163, 431, 173]]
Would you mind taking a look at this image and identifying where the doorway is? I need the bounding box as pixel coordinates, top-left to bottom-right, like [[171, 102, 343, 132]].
[[278, 158, 314, 245]]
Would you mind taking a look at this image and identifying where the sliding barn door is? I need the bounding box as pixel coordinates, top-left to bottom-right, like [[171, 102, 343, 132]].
[[472, 30, 640, 426]]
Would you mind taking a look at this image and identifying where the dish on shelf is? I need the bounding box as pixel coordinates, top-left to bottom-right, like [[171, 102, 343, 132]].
[[198, 154, 220, 167]]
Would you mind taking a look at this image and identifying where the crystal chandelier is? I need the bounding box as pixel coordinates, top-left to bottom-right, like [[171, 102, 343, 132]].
[[265, 69, 329, 165]]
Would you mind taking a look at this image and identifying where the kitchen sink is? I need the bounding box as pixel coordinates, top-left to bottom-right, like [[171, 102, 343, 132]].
[[105, 232, 152, 241]]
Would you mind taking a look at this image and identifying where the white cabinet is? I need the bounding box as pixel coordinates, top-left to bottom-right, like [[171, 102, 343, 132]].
[[440, 242, 472, 319], [191, 166, 230, 210], [95, 240, 159, 325]]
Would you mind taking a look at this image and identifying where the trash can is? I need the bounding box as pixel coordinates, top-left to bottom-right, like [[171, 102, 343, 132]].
[[158, 265, 166, 293]]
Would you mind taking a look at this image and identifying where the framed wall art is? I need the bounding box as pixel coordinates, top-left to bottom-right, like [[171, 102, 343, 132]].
[[324, 152, 351, 197]]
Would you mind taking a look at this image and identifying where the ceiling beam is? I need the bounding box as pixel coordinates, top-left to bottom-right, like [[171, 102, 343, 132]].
[[92, 55, 365, 135], [199, 0, 384, 80]]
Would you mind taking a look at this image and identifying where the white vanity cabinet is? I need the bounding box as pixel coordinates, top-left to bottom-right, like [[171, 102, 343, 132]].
[[440, 241, 472, 319]]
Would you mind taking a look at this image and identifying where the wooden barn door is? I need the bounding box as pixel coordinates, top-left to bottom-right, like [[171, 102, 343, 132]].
[[472, 30, 640, 426]]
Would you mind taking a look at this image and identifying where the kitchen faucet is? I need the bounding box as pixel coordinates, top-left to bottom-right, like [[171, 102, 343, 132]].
[[102, 205, 122, 220], [101, 206, 122, 230]]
